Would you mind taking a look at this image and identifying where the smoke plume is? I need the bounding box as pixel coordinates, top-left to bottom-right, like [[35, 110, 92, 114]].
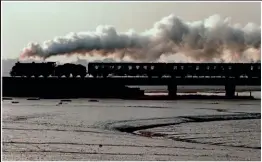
[[20, 14, 261, 63]]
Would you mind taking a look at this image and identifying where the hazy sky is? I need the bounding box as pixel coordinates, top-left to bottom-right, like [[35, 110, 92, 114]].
[[2, 1, 261, 59]]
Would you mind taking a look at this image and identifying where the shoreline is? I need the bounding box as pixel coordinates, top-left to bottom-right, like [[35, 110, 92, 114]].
[[2, 93, 259, 101]]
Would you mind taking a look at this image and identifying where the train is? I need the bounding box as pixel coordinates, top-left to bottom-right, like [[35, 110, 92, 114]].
[[10, 62, 261, 78]]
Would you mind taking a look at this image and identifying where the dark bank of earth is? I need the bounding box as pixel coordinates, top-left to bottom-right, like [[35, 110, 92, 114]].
[[2, 77, 144, 99]]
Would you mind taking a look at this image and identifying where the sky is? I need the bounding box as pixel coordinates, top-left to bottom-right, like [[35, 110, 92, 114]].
[[1, 1, 261, 59]]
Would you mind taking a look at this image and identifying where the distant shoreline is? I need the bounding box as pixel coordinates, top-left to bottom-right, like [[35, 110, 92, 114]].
[[145, 89, 261, 94]]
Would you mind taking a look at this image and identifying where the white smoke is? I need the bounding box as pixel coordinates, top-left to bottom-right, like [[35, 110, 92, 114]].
[[20, 14, 261, 63]]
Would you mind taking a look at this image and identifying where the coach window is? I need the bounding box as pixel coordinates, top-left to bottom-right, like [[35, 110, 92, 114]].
[[136, 65, 140, 69], [118, 65, 121, 69], [258, 66, 260, 70], [181, 66, 184, 70], [207, 66, 210, 70], [228, 66, 232, 70], [144, 66, 147, 70], [251, 66, 253, 70], [95, 65, 98, 69], [173, 66, 177, 70], [196, 66, 199, 70], [128, 66, 132, 70], [151, 66, 154, 70]]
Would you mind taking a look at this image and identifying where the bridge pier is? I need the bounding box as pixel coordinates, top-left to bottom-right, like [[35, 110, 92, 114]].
[[225, 83, 236, 98], [168, 84, 177, 98]]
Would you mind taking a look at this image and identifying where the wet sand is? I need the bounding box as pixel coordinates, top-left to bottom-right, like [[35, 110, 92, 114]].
[[2, 95, 261, 161]]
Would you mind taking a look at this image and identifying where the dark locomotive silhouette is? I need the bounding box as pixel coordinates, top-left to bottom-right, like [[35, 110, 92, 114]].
[[10, 62, 261, 78], [10, 62, 86, 78]]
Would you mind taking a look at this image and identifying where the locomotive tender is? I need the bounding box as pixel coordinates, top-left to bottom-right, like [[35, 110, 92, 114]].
[[10, 62, 261, 78]]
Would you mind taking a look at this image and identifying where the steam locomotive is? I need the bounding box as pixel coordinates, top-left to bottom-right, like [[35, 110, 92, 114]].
[[10, 62, 86, 78], [10, 62, 261, 78]]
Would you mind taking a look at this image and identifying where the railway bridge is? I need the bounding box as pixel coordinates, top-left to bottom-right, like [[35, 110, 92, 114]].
[[3, 62, 261, 98], [2, 76, 261, 98]]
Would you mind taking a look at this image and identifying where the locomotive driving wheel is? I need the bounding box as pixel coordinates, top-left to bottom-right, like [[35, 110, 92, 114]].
[[65, 73, 70, 78], [72, 74, 77, 78]]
